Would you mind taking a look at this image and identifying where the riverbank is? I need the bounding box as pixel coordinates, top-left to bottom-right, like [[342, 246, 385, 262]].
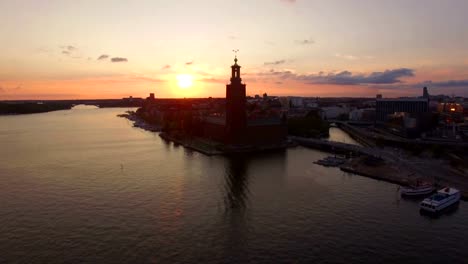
[[119, 111, 292, 155], [160, 132, 293, 156], [0, 102, 73, 115], [117, 111, 161, 132]]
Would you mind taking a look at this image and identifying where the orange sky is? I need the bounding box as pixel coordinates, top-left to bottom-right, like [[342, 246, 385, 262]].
[[1, 0, 468, 99]]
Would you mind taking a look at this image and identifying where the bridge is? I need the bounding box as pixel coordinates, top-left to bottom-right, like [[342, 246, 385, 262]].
[[290, 136, 381, 158]]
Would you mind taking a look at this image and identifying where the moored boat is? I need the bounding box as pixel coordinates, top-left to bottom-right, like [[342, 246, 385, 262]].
[[314, 156, 346, 167], [420, 187, 461, 213], [400, 182, 434, 197]]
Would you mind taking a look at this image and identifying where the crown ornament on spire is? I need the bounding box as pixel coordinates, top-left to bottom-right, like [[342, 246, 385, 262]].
[[232, 49, 239, 65]]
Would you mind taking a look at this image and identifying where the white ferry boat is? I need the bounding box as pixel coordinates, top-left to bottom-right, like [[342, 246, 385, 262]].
[[400, 182, 434, 197], [420, 187, 461, 213]]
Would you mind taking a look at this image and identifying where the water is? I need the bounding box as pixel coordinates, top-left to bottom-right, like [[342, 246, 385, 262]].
[[0, 107, 467, 263], [327, 126, 361, 146]]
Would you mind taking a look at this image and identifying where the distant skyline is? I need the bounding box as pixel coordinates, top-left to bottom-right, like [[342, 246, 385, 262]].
[[1, 0, 468, 99]]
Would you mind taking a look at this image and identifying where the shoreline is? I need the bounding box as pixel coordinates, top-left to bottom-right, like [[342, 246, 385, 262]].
[[120, 111, 292, 155], [159, 132, 293, 156]]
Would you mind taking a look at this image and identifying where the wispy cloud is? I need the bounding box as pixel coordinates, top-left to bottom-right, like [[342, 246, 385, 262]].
[[35, 47, 53, 55], [335, 53, 358, 60], [335, 53, 374, 60], [281, 0, 296, 3], [264, 60, 286, 66], [111, 57, 128, 63], [97, 54, 109, 60], [60, 45, 81, 58], [61, 45, 76, 51], [200, 77, 225, 83], [0, 84, 22, 93], [418, 79, 468, 88], [130, 76, 164, 82], [185, 61, 194, 65], [296, 38, 315, 45], [162, 64, 171, 70]]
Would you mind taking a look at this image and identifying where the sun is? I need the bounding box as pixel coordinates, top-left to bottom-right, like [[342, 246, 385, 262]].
[[176, 74, 193, 89]]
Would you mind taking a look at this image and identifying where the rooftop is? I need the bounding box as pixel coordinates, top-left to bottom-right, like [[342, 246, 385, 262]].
[[376, 98, 429, 102]]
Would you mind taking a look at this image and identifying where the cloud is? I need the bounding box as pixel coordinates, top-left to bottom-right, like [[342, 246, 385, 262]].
[[261, 68, 415, 85], [130, 76, 165, 82], [185, 61, 194, 65], [264, 60, 286, 66], [335, 53, 358, 60], [419, 79, 468, 88], [201, 78, 225, 83], [35, 47, 53, 55], [61, 45, 76, 51], [228, 36, 238, 40], [306, 69, 414, 85], [281, 0, 296, 3], [162, 64, 171, 70], [60, 45, 80, 58], [334, 53, 375, 60], [296, 38, 315, 45], [111, 57, 128, 63], [0, 85, 22, 93], [97, 54, 109, 60]]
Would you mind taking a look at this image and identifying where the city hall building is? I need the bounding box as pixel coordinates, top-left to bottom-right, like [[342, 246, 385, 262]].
[[202, 57, 287, 146]]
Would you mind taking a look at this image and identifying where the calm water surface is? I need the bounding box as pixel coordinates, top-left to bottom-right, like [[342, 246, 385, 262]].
[[0, 107, 467, 263], [327, 127, 361, 146]]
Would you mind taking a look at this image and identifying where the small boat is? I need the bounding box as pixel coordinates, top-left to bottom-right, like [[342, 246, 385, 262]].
[[314, 156, 346, 167], [400, 181, 434, 196], [420, 187, 461, 213]]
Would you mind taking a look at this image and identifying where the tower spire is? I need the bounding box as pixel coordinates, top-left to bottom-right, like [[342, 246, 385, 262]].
[[230, 49, 241, 82], [232, 49, 239, 65]]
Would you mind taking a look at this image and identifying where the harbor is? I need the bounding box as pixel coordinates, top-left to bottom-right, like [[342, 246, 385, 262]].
[[295, 134, 468, 201]]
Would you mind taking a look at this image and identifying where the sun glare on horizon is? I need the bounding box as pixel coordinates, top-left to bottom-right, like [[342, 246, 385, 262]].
[[176, 74, 193, 89]]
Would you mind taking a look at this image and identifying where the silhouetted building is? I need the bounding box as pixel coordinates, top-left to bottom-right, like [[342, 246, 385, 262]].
[[376, 98, 429, 123], [226, 56, 247, 144], [385, 111, 436, 138], [203, 56, 287, 146], [423, 87, 430, 99]]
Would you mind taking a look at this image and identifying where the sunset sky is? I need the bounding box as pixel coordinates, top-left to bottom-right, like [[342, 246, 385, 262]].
[[1, 0, 468, 99]]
